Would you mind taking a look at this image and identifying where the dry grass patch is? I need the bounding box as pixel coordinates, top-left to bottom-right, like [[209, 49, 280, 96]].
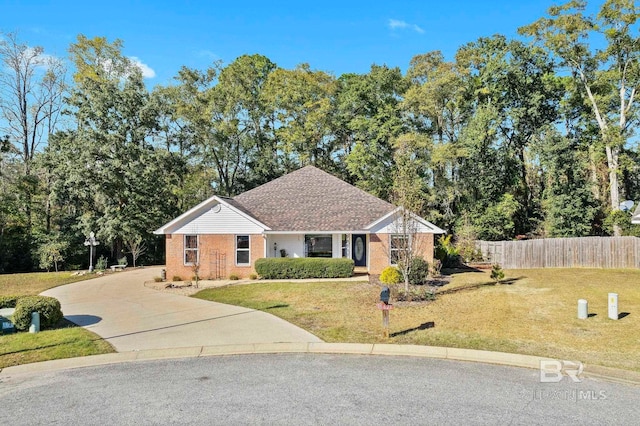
[[195, 268, 640, 371], [0, 271, 95, 297]]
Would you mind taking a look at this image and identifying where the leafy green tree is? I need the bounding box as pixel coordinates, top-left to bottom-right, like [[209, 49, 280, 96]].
[[455, 36, 562, 235], [215, 54, 279, 189], [403, 52, 467, 229], [538, 129, 599, 237], [46, 35, 177, 258], [167, 55, 278, 196], [338, 65, 408, 199], [0, 31, 66, 244], [263, 63, 337, 172], [473, 194, 521, 241], [0, 136, 32, 272], [520, 0, 640, 235], [37, 237, 68, 272]]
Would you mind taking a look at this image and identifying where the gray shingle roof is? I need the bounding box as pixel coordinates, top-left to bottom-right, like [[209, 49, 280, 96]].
[[233, 165, 395, 231]]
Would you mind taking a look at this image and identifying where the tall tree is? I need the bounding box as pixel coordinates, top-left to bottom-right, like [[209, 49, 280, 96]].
[[403, 51, 467, 229], [172, 57, 273, 196], [456, 36, 562, 235], [46, 35, 176, 259], [0, 32, 66, 231], [0, 32, 66, 174], [538, 130, 598, 237], [390, 133, 428, 292], [263, 63, 338, 172], [215, 54, 279, 189], [338, 65, 408, 199], [520, 0, 640, 235]]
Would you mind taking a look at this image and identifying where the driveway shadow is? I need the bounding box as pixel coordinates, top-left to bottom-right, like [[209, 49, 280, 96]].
[[65, 314, 102, 326]]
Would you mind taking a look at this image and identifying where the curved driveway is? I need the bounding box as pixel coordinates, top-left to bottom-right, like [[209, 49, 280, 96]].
[[43, 267, 321, 351]]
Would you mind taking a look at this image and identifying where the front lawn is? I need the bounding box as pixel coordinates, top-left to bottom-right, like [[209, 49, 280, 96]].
[[0, 271, 96, 297], [0, 320, 114, 368], [0, 271, 115, 368], [194, 268, 640, 372]]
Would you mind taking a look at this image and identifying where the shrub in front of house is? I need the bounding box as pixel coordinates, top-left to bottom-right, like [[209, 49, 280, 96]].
[[0, 295, 20, 309], [12, 296, 63, 331], [396, 286, 435, 302], [404, 257, 430, 285], [380, 266, 401, 285], [255, 258, 354, 279]]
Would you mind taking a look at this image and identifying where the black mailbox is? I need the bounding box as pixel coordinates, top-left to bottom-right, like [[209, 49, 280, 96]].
[[380, 286, 390, 304]]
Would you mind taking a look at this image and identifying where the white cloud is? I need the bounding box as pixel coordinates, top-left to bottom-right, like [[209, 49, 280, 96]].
[[0, 37, 61, 71], [25, 47, 57, 67], [129, 56, 156, 79], [388, 19, 424, 34], [197, 49, 219, 61]]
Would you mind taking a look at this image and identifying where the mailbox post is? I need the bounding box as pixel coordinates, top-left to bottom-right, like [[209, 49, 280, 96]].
[[377, 286, 393, 338]]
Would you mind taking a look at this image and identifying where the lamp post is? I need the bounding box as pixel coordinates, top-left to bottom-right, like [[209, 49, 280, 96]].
[[84, 232, 100, 272]]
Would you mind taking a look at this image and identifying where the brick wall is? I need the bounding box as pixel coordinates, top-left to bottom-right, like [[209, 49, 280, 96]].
[[165, 232, 435, 279], [368, 233, 435, 275], [165, 234, 264, 280]]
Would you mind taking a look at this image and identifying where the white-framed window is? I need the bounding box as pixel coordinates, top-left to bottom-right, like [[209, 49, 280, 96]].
[[184, 235, 199, 265], [304, 234, 332, 258], [236, 235, 250, 265], [390, 234, 408, 265]]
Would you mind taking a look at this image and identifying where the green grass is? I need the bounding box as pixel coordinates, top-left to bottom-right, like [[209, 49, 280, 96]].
[[194, 268, 640, 372], [0, 271, 116, 368], [0, 320, 114, 368]]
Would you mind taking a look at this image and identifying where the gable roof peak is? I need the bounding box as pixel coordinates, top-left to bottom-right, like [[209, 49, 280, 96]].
[[233, 165, 394, 232]]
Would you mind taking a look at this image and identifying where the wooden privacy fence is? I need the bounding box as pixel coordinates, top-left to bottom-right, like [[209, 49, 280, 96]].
[[476, 237, 640, 269]]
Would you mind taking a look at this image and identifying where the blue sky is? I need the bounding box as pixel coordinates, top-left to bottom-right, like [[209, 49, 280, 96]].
[[1, 0, 601, 86]]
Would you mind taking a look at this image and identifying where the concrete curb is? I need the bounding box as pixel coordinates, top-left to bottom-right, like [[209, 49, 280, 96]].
[[1, 343, 638, 386]]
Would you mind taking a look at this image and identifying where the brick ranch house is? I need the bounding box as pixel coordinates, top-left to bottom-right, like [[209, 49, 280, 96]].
[[154, 166, 445, 280]]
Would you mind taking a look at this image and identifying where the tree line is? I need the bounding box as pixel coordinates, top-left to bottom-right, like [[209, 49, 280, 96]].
[[1, 0, 639, 273]]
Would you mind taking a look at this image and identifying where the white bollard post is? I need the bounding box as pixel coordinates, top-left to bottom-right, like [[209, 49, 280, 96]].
[[577, 299, 588, 319], [608, 293, 618, 320], [29, 311, 40, 333]]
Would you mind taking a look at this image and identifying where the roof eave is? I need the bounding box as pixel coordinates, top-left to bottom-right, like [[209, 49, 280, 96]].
[[263, 230, 370, 235], [364, 207, 446, 234], [153, 196, 271, 234]]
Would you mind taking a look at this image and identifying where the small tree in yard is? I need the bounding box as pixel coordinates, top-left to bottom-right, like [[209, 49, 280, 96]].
[[390, 134, 428, 292], [190, 259, 201, 289], [124, 235, 146, 267], [37, 240, 67, 272], [491, 263, 505, 284]]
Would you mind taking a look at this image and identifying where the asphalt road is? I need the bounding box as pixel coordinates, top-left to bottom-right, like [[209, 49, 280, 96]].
[[1, 354, 638, 425]]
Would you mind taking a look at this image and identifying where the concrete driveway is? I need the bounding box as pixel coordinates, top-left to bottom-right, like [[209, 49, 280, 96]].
[[43, 267, 322, 351]]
